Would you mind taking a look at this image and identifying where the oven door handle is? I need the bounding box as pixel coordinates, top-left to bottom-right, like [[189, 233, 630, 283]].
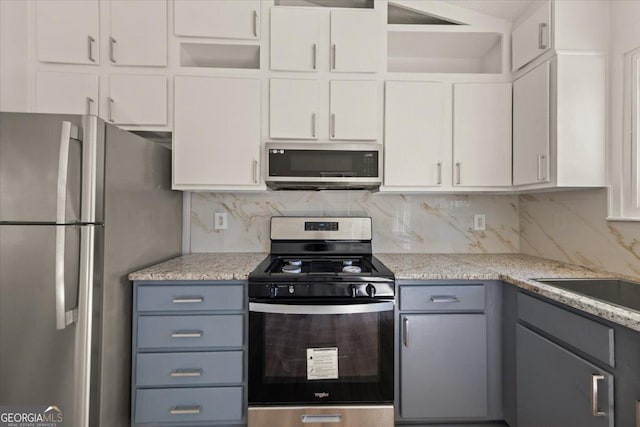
[[249, 301, 394, 315]]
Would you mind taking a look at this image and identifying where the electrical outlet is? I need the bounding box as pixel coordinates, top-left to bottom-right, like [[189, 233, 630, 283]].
[[214, 212, 228, 230], [474, 214, 486, 231]]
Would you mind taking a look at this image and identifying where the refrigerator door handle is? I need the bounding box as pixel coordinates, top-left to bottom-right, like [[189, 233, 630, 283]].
[[55, 122, 81, 330]]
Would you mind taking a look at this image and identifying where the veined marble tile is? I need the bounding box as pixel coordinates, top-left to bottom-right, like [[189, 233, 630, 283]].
[[520, 188, 640, 280], [190, 191, 520, 254]]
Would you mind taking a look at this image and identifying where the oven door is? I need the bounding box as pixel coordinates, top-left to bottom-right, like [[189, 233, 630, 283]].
[[248, 300, 394, 405]]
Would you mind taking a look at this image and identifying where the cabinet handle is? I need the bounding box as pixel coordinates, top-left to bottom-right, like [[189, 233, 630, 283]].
[[312, 43, 317, 70], [253, 10, 258, 37], [591, 374, 606, 417], [537, 154, 546, 180], [538, 22, 548, 49], [332, 44, 336, 70], [109, 36, 116, 63], [430, 295, 460, 303], [171, 330, 203, 338], [437, 162, 442, 185], [253, 159, 258, 183], [311, 113, 316, 138], [172, 297, 204, 304], [170, 368, 203, 377], [87, 35, 95, 62], [455, 162, 461, 185], [331, 113, 336, 138], [107, 97, 114, 122], [635, 401, 639, 427], [86, 97, 94, 115], [170, 406, 201, 415], [403, 317, 409, 347]]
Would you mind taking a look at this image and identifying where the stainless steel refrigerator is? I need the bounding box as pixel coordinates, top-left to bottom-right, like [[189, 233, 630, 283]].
[[0, 112, 182, 426]]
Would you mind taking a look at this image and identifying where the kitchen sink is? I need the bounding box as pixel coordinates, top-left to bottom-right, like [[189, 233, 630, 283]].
[[534, 278, 640, 312]]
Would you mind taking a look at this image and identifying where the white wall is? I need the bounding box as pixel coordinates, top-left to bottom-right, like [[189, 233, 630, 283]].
[[0, 1, 29, 111]]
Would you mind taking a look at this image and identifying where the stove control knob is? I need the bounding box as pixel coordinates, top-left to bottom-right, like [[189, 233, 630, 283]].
[[269, 284, 279, 298], [288, 285, 295, 294], [349, 284, 358, 298], [366, 284, 377, 298]]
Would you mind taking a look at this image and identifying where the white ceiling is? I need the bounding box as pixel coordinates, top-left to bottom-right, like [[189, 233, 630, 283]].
[[445, 0, 534, 22]]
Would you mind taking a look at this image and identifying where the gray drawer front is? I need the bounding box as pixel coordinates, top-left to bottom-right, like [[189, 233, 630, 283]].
[[518, 293, 614, 367], [400, 285, 485, 311], [135, 387, 243, 424], [136, 351, 243, 387], [137, 315, 243, 349], [137, 284, 243, 312]]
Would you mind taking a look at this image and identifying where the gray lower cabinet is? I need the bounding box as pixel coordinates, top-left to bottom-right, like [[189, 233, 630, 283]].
[[131, 281, 247, 426]]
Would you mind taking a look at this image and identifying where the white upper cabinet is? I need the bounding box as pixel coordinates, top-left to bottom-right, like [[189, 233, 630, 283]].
[[330, 80, 377, 140], [384, 81, 451, 187], [453, 83, 512, 187], [330, 10, 379, 73], [35, 71, 99, 116], [270, 8, 321, 72], [513, 62, 550, 186], [36, 0, 100, 65], [173, 76, 261, 189], [174, 0, 260, 39], [270, 79, 319, 139], [107, 74, 167, 126], [109, 0, 167, 66], [511, 2, 551, 71]]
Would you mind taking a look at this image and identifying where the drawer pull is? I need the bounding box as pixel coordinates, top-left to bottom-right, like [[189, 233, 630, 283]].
[[302, 414, 342, 423], [170, 368, 203, 377], [171, 330, 203, 338], [172, 297, 204, 304], [170, 405, 201, 415], [591, 374, 606, 417], [430, 296, 460, 303]]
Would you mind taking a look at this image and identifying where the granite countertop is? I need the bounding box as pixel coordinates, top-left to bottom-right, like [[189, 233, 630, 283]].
[[129, 252, 640, 332]]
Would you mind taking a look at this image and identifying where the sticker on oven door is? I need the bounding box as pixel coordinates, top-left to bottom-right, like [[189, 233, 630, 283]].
[[307, 347, 339, 380]]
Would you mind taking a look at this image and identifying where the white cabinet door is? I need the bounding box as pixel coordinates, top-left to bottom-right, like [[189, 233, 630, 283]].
[[270, 8, 321, 72], [270, 79, 318, 139], [107, 74, 166, 125], [513, 61, 550, 186], [330, 80, 377, 141], [330, 10, 379, 73], [173, 76, 261, 188], [36, 0, 99, 65], [174, 0, 260, 39], [35, 71, 99, 115], [453, 83, 512, 187], [384, 81, 450, 187], [109, 0, 167, 66], [512, 2, 551, 71]]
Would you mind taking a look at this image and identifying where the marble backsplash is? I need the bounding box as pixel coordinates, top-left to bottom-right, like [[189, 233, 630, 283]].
[[520, 188, 640, 279], [190, 191, 520, 254]]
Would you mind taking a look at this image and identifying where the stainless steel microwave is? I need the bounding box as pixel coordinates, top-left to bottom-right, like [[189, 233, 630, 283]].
[[265, 142, 382, 190]]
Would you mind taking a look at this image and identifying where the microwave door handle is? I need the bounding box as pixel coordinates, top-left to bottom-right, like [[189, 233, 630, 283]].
[[319, 172, 357, 178], [249, 301, 394, 315]]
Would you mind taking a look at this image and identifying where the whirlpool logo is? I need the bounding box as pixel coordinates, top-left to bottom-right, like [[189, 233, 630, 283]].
[[314, 392, 330, 399], [0, 405, 64, 427]]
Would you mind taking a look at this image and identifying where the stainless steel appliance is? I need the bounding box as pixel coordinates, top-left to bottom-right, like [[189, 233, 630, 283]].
[[265, 142, 382, 190], [0, 112, 182, 426], [248, 217, 395, 427]]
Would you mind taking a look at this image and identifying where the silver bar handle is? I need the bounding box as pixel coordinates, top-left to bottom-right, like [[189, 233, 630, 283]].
[[437, 162, 442, 185], [332, 43, 336, 70], [170, 406, 201, 415], [430, 295, 460, 303], [86, 97, 94, 115], [171, 330, 203, 338], [311, 113, 316, 138], [538, 22, 548, 50], [107, 97, 114, 122], [250, 301, 394, 315], [403, 317, 409, 347], [331, 113, 336, 138], [253, 10, 258, 37], [537, 154, 546, 180], [635, 401, 639, 427], [312, 43, 317, 70], [591, 374, 606, 416], [170, 368, 203, 377], [253, 159, 258, 183], [302, 414, 342, 423], [87, 35, 95, 62], [109, 37, 116, 63], [172, 297, 204, 304], [456, 162, 461, 185]]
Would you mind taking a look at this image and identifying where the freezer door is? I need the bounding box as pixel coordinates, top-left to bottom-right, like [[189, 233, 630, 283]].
[[0, 112, 103, 223], [0, 224, 89, 424]]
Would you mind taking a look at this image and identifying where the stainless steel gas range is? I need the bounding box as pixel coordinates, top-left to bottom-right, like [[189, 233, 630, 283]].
[[248, 217, 395, 427]]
